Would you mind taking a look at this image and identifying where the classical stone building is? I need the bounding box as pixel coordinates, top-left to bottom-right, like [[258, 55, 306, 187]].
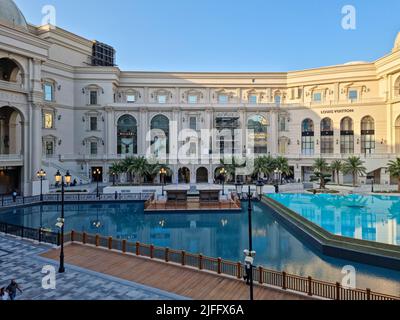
[[0, 0, 400, 195]]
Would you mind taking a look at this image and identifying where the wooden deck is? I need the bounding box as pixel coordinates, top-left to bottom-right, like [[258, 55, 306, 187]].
[[41, 243, 309, 300], [145, 198, 241, 212]]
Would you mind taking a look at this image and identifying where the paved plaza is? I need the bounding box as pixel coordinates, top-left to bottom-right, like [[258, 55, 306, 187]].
[[0, 235, 187, 300]]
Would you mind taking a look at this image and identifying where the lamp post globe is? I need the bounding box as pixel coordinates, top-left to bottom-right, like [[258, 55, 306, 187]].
[[220, 168, 227, 196], [36, 169, 46, 201]]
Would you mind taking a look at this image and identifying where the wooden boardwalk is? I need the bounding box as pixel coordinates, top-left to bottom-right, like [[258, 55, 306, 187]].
[[42, 243, 309, 300], [145, 198, 241, 212]]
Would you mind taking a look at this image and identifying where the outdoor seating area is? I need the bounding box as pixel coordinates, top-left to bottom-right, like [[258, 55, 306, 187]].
[[144, 185, 241, 212]]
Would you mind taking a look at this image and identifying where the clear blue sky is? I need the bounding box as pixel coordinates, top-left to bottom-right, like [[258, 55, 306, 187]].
[[15, 0, 400, 72]]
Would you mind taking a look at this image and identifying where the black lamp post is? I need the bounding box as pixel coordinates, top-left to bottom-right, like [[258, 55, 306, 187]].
[[55, 170, 71, 274], [220, 168, 227, 196], [36, 169, 46, 201], [93, 168, 101, 198], [371, 178, 375, 193], [256, 180, 264, 201], [235, 180, 243, 200], [160, 168, 167, 196], [244, 186, 256, 301]]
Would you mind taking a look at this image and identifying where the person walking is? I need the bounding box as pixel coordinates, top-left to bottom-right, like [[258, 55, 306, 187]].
[[0, 287, 9, 301], [6, 280, 22, 301]]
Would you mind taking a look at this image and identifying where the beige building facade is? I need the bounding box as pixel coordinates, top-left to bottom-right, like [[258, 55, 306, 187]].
[[0, 0, 400, 195]]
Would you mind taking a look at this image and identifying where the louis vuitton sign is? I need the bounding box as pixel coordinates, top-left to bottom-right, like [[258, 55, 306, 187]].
[[321, 108, 354, 115]]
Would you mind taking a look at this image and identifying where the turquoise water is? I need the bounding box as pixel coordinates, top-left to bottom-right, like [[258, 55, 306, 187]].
[[267, 193, 400, 245], [0, 201, 400, 296]]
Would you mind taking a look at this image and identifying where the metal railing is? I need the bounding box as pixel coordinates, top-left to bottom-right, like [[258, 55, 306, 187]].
[[0, 193, 153, 209], [68, 230, 399, 301], [0, 221, 60, 245]]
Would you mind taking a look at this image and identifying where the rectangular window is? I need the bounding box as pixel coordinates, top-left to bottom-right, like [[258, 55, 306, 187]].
[[279, 116, 287, 132], [189, 117, 197, 130], [189, 142, 196, 155], [188, 95, 198, 104], [44, 84, 53, 102], [158, 95, 167, 104], [361, 133, 375, 154], [218, 95, 228, 104], [43, 112, 53, 129], [321, 136, 334, 154], [341, 134, 354, 154], [127, 95, 136, 103], [90, 91, 98, 105], [313, 92, 322, 102], [349, 90, 358, 101], [249, 95, 258, 104], [90, 142, 98, 155], [45, 141, 54, 156], [90, 117, 98, 131], [302, 136, 315, 155]]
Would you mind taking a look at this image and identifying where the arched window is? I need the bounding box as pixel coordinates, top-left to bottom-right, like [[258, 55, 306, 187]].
[[0, 58, 22, 83], [302, 119, 314, 155], [117, 115, 137, 155], [340, 117, 354, 154], [361, 116, 375, 155], [394, 76, 400, 97], [196, 167, 209, 183], [321, 118, 334, 154], [274, 94, 281, 106], [248, 115, 268, 154], [395, 116, 400, 153], [151, 115, 170, 155]]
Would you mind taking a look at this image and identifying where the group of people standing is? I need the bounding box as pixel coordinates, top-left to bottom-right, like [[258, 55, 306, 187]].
[[0, 280, 22, 301]]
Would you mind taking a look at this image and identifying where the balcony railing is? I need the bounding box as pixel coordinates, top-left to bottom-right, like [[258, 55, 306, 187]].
[[0, 154, 23, 162]]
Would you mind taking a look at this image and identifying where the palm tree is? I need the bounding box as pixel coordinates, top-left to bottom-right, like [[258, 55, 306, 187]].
[[146, 163, 172, 183], [330, 160, 342, 185], [108, 162, 123, 185], [121, 157, 136, 184], [253, 155, 275, 182], [127, 156, 148, 184], [387, 158, 400, 192], [220, 156, 246, 183], [311, 158, 331, 189], [275, 156, 292, 184], [342, 156, 367, 187]]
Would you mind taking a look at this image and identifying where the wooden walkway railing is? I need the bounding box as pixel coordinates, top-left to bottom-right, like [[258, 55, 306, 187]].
[[68, 230, 399, 301]]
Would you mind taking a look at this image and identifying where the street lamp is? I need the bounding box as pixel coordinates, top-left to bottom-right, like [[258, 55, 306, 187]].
[[220, 168, 227, 196], [235, 180, 243, 200], [256, 180, 264, 201], [54, 170, 71, 274], [36, 169, 46, 201], [371, 178, 375, 193], [159, 168, 167, 196], [111, 172, 116, 186], [243, 186, 256, 301], [93, 168, 101, 199], [274, 168, 283, 185]]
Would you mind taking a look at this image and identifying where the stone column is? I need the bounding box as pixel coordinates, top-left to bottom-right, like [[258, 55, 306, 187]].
[[139, 108, 148, 156], [31, 103, 42, 182], [105, 108, 114, 156], [269, 111, 279, 156]]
